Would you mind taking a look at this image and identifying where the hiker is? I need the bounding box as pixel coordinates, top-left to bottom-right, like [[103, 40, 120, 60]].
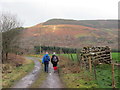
[[51, 52, 59, 72], [42, 52, 50, 73]]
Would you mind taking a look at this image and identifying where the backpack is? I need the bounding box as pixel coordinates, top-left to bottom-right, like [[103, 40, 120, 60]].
[[53, 56, 58, 62], [44, 56, 49, 62]]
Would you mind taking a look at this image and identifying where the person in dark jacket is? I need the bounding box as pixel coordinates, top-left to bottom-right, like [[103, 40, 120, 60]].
[[42, 52, 50, 73], [51, 52, 59, 72]]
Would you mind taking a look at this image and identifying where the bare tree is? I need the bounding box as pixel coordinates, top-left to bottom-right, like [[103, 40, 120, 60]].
[[0, 12, 22, 63]]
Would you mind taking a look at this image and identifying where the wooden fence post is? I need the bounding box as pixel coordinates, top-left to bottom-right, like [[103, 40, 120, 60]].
[[112, 63, 115, 88], [93, 61, 97, 80], [89, 56, 92, 72], [81, 56, 83, 69]]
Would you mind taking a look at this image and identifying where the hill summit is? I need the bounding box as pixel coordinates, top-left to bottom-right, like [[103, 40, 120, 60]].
[[18, 19, 118, 53], [43, 19, 118, 29]]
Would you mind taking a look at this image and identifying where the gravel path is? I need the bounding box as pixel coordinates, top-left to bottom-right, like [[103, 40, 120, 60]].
[[12, 57, 41, 88], [40, 62, 64, 88]]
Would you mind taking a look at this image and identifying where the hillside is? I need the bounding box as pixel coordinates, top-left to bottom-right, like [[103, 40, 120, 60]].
[[17, 19, 118, 53], [43, 19, 118, 29]]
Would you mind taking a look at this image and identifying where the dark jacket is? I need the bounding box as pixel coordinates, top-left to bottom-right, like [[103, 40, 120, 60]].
[[51, 55, 59, 65]]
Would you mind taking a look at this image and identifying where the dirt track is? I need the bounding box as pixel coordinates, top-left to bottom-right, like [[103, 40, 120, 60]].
[[12, 57, 64, 88], [12, 57, 41, 88], [40, 63, 64, 88]]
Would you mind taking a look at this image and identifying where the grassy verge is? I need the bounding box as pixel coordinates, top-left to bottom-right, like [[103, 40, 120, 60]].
[[59, 56, 98, 88], [2, 58, 34, 88], [30, 65, 48, 88], [60, 73, 98, 88]]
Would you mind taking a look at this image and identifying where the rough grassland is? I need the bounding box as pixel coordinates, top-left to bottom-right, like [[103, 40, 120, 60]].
[[2, 58, 34, 88]]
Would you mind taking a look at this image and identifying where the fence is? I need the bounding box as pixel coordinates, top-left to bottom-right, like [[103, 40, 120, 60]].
[[79, 46, 119, 88]]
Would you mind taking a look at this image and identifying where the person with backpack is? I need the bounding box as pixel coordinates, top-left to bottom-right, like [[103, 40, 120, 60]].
[[51, 52, 59, 72], [42, 52, 50, 73]]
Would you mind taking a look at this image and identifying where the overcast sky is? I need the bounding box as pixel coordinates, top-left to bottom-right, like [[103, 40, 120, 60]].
[[0, 0, 119, 27]]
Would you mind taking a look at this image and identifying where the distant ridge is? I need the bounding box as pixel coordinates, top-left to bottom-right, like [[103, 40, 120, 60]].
[[43, 19, 118, 29]]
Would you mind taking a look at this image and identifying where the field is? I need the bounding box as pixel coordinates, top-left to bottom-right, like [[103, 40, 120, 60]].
[[60, 52, 120, 88], [112, 52, 120, 63], [95, 64, 119, 88]]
